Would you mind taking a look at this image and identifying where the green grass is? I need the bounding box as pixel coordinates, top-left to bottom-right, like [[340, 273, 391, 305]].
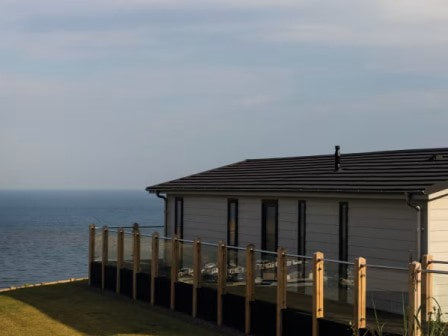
[[0, 280, 231, 336]]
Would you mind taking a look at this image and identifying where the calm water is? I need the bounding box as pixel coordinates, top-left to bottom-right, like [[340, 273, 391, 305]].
[[0, 190, 163, 288]]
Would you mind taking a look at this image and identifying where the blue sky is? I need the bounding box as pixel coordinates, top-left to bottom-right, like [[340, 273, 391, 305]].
[[1, 0, 448, 189]]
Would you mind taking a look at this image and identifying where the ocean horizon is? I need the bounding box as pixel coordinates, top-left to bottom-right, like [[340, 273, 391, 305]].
[[0, 189, 163, 289]]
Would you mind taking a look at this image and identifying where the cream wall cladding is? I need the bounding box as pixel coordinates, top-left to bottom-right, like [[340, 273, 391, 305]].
[[165, 193, 426, 314]]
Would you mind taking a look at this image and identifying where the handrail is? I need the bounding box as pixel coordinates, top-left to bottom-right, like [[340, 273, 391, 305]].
[[324, 258, 354, 265], [178, 238, 195, 244], [108, 225, 164, 229], [285, 253, 313, 260], [201, 241, 219, 247], [253, 248, 277, 256], [423, 269, 448, 275], [430, 260, 448, 265], [226, 245, 247, 252]]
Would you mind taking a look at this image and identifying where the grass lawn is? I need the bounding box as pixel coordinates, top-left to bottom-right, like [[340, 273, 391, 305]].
[[0, 280, 233, 336]]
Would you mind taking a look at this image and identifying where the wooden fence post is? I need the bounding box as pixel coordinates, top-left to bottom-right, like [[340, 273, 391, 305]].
[[101, 226, 108, 290], [313, 251, 324, 336], [170, 235, 179, 310], [276, 248, 287, 336], [192, 239, 201, 317], [217, 241, 227, 326], [88, 224, 95, 286], [408, 261, 422, 336], [116, 228, 124, 294], [422, 254, 433, 321], [132, 223, 140, 300], [245, 244, 255, 335], [151, 232, 159, 305], [354, 257, 367, 332]]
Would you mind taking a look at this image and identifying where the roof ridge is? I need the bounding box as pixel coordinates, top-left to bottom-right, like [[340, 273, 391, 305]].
[[246, 147, 448, 162]]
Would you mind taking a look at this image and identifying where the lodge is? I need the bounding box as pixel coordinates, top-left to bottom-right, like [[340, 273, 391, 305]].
[[147, 146, 448, 312], [89, 146, 448, 336]]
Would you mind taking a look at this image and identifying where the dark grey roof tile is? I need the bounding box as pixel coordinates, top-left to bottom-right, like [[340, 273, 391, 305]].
[[146, 147, 448, 194]]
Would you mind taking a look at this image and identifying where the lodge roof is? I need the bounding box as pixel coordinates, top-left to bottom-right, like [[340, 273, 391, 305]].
[[146, 147, 448, 194]]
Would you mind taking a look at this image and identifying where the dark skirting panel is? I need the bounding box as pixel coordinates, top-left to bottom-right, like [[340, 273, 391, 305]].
[[154, 276, 171, 308], [319, 318, 352, 336], [250, 300, 276, 336], [120, 268, 133, 298], [282, 308, 312, 336], [104, 265, 117, 292], [197, 287, 217, 323], [174, 282, 193, 315], [363, 330, 401, 336], [136, 272, 151, 302], [282, 309, 401, 336], [90, 262, 102, 288], [223, 293, 245, 332]]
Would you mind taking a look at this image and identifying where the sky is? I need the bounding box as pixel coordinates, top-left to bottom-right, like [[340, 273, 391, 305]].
[[1, 0, 448, 190]]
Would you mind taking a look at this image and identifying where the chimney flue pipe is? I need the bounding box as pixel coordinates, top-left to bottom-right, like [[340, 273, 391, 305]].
[[335, 145, 341, 171]]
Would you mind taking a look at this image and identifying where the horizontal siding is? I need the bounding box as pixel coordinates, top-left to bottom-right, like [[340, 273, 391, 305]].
[[183, 196, 226, 242], [306, 200, 339, 259], [167, 195, 417, 265], [348, 199, 416, 266], [166, 193, 420, 314], [350, 200, 413, 313], [429, 195, 448, 315], [433, 265, 448, 320]]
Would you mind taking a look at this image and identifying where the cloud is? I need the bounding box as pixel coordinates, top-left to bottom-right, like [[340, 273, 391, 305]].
[[256, 1, 448, 48], [3, 0, 448, 63], [377, 0, 448, 23], [264, 22, 448, 48]]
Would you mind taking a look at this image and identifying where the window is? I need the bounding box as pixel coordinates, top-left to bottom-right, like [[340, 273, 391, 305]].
[[262, 200, 278, 252], [227, 199, 238, 246], [175, 197, 183, 238], [339, 202, 348, 261], [298, 201, 306, 256]]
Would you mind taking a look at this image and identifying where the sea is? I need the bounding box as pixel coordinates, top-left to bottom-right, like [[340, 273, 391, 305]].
[[0, 190, 163, 289]]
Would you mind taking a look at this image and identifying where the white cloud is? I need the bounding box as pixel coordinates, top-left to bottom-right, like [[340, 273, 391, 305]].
[[3, 0, 448, 62], [377, 0, 448, 23], [265, 22, 448, 47], [257, 1, 448, 48]]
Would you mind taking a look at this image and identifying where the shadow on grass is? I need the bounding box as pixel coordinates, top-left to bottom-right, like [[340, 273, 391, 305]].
[[0, 280, 226, 336]]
